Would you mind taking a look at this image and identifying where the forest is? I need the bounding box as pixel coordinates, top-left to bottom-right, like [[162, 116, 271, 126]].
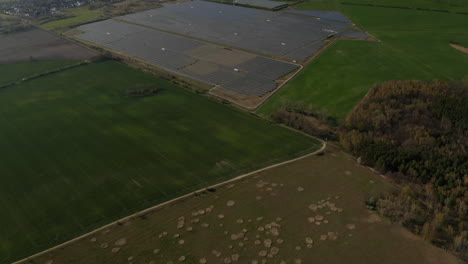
[[339, 80, 468, 260]]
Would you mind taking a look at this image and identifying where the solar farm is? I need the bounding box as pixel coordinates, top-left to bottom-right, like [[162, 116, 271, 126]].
[[73, 0, 364, 107]]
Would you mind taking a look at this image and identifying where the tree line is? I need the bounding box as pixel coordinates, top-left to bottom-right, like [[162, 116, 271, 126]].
[[339, 80, 468, 260]]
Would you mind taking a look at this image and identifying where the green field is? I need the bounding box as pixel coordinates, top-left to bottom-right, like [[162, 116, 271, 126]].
[[0, 60, 78, 87], [259, 1, 468, 120], [0, 60, 319, 263], [40, 8, 103, 29], [27, 146, 462, 264]]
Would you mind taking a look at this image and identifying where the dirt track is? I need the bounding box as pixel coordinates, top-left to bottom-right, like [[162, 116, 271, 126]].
[[12, 140, 326, 264]]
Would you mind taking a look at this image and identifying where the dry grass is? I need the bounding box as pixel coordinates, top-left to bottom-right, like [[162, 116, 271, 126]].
[[25, 146, 462, 264]]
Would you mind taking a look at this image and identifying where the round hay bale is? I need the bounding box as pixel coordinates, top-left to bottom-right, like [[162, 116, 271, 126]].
[[100, 243, 108, 249], [258, 250, 267, 257], [45, 260, 53, 264], [192, 212, 199, 216], [201, 223, 210, 228], [346, 224, 356, 230], [231, 234, 238, 240], [315, 221, 321, 225], [295, 259, 302, 264], [111, 247, 120, 253], [178, 239, 185, 245], [90, 238, 97, 242], [238, 242, 244, 247], [256, 217, 263, 221], [206, 207, 213, 213], [270, 247, 279, 255], [305, 237, 313, 244], [315, 215, 324, 221], [186, 226, 193, 231], [324, 220, 329, 224], [174, 234, 180, 238], [153, 249, 160, 254], [255, 240, 261, 245], [276, 217, 282, 222], [178, 256, 186, 262], [198, 210, 205, 215], [258, 227, 264, 232], [320, 234, 327, 240], [295, 246, 301, 250], [226, 200, 236, 207], [306, 243, 313, 248], [212, 250, 221, 257], [237, 219, 244, 224], [128, 256, 134, 261], [199, 258, 207, 264], [232, 254, 240, 261], [276, 239, 284, 244], [307, 217, 315, 223], [218, 214, 225, 219], [297, 187, 305, 192]]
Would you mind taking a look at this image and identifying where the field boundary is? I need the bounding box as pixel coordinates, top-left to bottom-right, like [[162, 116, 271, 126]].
[[0, 61, 92, 89], [12, 140, 326, 264]]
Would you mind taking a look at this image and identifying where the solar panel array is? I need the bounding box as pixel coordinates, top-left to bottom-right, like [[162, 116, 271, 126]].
[[76, 20, 299, 97], [235, 0, 288, 10], [284, 10, 352, 24], [283, 40, 327, 62], [117, 1, 351, 60]]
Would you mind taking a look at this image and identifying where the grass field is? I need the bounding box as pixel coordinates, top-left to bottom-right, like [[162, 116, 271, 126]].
[[40, 8, 103, 29], [26, 146, 462, 264], [0, 60, 320, 263], [259, 1, 468, 120], [0, 60, 78, 87]]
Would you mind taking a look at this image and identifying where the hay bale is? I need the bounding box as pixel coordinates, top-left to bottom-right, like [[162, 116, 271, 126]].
[[90, 238, 97, 242], [178, 239, 185, 245], [212, 250, 221, 257], [199, 258, 207, 264], [270, 247, 279, 255], [178, 256, 186, 262], [258, 250, 267, 257], [218, 214, 225, 219], [153, 249, 160, 254], [232, 254, 240, 261], [226, 200, 236, 207], [305, 237, 313, 244], [307, 217, 315, 223], [100, 243, 109, 249], [297, 187, 305, 192], [111, 247, 120, 253], [346, 224, 356, 230], [224, 257, 232, 263], [276, 239, 284, 244]]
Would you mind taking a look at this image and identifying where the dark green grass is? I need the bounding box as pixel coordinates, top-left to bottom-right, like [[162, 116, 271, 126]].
[[259, 1, 468, 120], [0, 61, 320, 263], [0, 60, 77, 87]]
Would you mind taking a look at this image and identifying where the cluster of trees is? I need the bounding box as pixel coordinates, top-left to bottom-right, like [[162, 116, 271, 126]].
[[340, 80, 468, 260], [125, 85, 160, 97], [270, 100, 337, 140]]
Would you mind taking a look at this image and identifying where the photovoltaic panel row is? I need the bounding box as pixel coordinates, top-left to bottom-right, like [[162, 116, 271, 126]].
[[117, 1, 350, 60], [76, 20, 298, 97], [283, 40, 327, 62]]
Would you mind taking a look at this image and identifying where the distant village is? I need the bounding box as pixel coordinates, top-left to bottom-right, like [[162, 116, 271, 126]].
[[1, 0, 93, 17]]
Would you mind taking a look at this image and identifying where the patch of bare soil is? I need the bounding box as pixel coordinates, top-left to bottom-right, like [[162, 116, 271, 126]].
[[450, 43, 468, 54], [0, 29, 99, 63]]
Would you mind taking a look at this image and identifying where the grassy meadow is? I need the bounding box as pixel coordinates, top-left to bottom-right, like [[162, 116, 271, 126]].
[[40, 7, 103, 30], [0, 60, 78, 87], [259, 0, 468, 120], [0, 60, 320, 263], [26, 146, 462, 264]]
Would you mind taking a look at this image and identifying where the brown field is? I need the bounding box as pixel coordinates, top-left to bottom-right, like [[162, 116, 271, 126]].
[[0, 28, 99, 63], [23, 146, 461, 264]]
